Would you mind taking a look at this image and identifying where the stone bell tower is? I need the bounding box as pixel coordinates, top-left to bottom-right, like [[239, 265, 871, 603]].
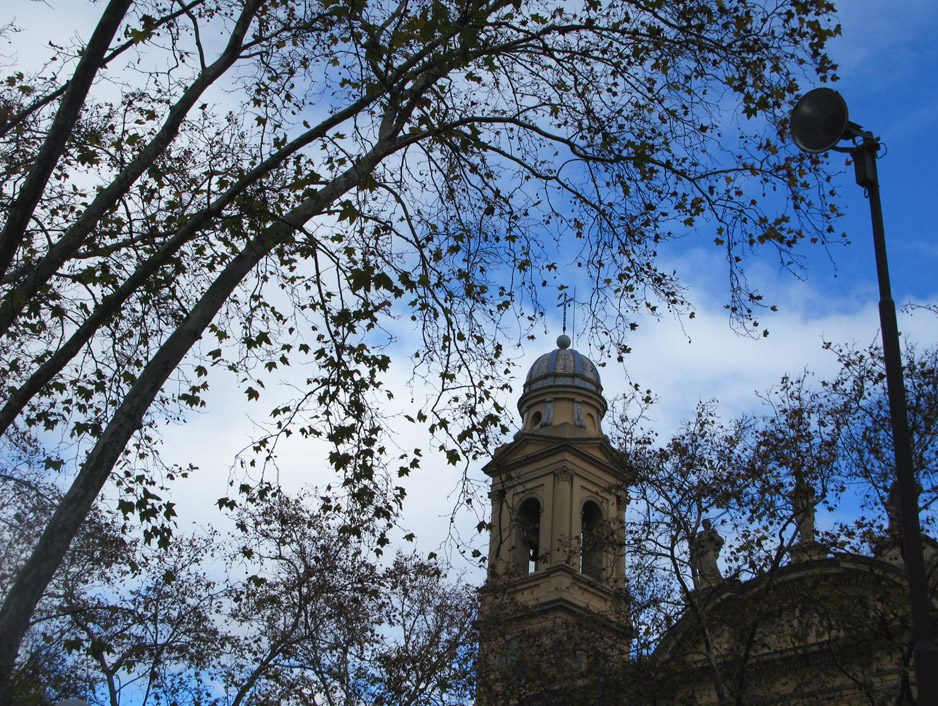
[[477, 336, 632, 703]]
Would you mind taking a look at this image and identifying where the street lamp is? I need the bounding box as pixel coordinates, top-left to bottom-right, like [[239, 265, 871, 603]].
[[791, 87, 938, 701]]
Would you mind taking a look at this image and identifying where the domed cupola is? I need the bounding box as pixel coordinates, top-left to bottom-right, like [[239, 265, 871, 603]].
[[518, 335, 607, 436], [524, 334, 602, 395]]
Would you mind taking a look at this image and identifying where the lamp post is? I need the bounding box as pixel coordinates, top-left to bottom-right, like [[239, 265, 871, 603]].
[[791, 87, 938, 702]]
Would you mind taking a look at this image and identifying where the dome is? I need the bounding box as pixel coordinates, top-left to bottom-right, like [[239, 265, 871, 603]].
[[524, 336, 602, 395]]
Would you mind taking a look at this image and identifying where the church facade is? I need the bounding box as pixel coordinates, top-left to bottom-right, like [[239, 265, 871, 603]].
[[476, 338, 936, 705]]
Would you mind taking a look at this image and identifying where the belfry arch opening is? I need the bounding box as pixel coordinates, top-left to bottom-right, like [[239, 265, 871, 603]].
[[581, 500, 604, 580], [514, 498, 541, 574]]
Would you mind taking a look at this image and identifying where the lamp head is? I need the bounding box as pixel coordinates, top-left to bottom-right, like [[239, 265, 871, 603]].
[[790, 88, 849, 154]]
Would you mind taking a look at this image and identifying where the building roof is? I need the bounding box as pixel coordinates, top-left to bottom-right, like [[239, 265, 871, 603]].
[[524, 335, 602, 395]]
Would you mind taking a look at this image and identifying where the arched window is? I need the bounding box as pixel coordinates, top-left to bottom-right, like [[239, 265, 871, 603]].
[[581, 500, 604, 580], [514, 498, 541, 573]]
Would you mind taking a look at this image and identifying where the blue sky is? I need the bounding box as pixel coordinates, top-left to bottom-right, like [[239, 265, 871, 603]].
[[1, 10, 935, 706], [784, 0, 938, 306], [5, 0, 938, 568], [455, 0, 938, 561], [598, 0, 938, 419]]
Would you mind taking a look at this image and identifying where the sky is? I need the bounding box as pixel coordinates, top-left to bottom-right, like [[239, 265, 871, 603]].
[[5, 0, 938, 576]]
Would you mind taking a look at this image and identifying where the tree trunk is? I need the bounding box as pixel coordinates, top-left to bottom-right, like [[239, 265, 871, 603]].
[[0, 132, 408, 694], [0, 0, 132, 281], [0, 0, 263, 337]]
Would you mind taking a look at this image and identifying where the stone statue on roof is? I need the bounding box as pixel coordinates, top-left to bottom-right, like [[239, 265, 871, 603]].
[[691, 518, 724, 588], [791, 479, 817, 544]]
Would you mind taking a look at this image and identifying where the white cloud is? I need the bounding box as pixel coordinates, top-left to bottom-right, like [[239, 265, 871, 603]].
[[153, 241, 938, 582], [12, 0, 937, 580], [831, 0, 938, 78]]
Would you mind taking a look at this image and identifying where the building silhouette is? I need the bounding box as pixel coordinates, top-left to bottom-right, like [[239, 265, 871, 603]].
[[477, 337, 937, 705]]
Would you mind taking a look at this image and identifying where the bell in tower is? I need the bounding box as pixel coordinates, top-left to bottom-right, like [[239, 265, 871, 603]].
[[477, 336, 633, 705]]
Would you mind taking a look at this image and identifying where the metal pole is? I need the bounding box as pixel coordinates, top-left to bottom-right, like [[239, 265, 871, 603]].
[[854, 136, 938, 702]]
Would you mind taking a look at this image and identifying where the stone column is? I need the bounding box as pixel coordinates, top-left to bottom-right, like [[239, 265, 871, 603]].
[[614, 493, 628, 585], [488, 488, 507, 574], [553, 466, 574, 567]]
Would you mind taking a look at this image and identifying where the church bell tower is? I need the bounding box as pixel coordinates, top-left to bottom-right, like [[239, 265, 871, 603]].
[[478, 336, 632, 703]]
